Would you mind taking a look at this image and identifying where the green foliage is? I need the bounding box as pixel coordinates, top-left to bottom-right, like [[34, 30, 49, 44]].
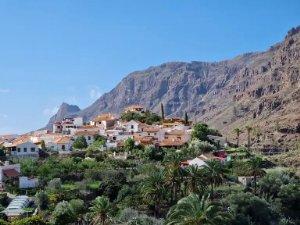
[[69, 199, 85, 215], [12, 216, 47, 225], [227, 192, 277, 225], [52, 201, 76, 225], [121, 111, 161, 125], [89, 196, 111, 225], [72, 136, 88, 149], [124, 138, 135, 152], [35, 191, 49, 211], [166, 194, 231, 225], [188, 139, 216, 155], [191, 122, 219, 141], [143, 146, 165, 161]]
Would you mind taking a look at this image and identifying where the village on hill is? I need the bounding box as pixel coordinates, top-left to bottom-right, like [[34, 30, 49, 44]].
[[0, 102, 298, 225]]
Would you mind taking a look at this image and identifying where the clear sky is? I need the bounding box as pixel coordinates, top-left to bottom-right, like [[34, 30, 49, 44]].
[[0, 0, 299, 134]]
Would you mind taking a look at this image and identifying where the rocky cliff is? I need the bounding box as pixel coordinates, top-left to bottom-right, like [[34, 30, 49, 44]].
[[48, 26, 300, 148]]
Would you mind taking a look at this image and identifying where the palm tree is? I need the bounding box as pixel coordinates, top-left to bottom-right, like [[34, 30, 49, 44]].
[[89, 196, 111, 225], [233, 128, 242, 147], [141, 168, 167, 217], [166, 194, 231, 225], [165, 156, 182, 203], [245, 126, 253, 151], [186, 165, 207, 195], [248, 157, 265, 193], [203, 160, 225, 197]]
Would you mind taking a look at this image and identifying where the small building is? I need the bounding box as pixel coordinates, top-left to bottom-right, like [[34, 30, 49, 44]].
[[124, 105, 145, 113], [0, 161, 20, 183], [123, 120, 143, 133], [53, 117, 83, 135], [19, 176, 39, 189], [90, 113, 118, 129], [6, 138, 39, 158], [74, 129, 99, 146], [2, 195, 31, 219], [181, 157, 207, 168]]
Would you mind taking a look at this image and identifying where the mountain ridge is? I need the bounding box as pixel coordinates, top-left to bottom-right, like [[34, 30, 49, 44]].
[[47, 26, 300, 148]]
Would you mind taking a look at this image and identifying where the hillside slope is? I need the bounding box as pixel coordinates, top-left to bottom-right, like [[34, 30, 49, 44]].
[[48, 27, 300, 148]]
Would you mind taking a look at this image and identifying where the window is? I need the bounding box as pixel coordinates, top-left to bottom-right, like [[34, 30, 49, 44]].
[[62, 145, 65, 150], [88, 136, 91, 140], [131, 125, 134, 129], [31, 147, 35, 152], [23, 148, 27, 152], [17, 148, 21, 152]]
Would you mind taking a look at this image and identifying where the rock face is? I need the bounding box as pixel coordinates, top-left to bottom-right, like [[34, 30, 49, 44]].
[[47, 26, 300, 148], [46, 103, 81, 129]]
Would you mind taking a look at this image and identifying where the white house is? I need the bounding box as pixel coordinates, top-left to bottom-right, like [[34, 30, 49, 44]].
[[181, 157, 207, 168], [74, 129, 99, 146], [123, 120, 142, 133], [8, 139, 39, 158]]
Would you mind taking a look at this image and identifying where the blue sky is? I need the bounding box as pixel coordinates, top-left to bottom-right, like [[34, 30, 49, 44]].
[[0, 0, 299, 134]]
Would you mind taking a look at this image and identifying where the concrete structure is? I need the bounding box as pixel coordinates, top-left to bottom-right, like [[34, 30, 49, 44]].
[[19, 176, 39, 189], [2, 195, 31, 218]]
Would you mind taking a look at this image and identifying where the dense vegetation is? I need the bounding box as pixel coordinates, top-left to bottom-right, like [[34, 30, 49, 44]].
[[1, 123, 299, 225], [120, 110, 161, 125]]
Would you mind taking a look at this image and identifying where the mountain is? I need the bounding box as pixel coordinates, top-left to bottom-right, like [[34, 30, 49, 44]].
[[46, 103, 81, 129], [47, 26, 300, 148]]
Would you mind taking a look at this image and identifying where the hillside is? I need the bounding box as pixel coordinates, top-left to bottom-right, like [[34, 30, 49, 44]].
[[47, 26, 300, 149]]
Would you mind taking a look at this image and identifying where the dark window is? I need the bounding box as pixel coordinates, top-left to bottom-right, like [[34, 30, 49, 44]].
[[62, 145, 65, 150], [88, 136, 91, 140], [31, 147, 35, 152], [23, 148, 27, 152], [17, 148, 21, 152], [131, 125, 134, 129]]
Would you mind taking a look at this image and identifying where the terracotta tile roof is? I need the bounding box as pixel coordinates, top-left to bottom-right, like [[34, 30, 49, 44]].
[[10, 136, 31, 147], [3, 169, 20, 178], [55, 136, 72, 144], [142, 126, 160, 133], [159, 139, 186, 147], [75, 129, 99, 136], [166, 130, 186, 136]]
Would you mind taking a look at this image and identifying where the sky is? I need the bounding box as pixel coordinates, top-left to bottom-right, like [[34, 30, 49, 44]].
[[0, 0, 299, 134]]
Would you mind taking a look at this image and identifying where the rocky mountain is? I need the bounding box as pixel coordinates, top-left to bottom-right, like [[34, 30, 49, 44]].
[[47, 26, 300, 148], [46, 103, 81, 129]]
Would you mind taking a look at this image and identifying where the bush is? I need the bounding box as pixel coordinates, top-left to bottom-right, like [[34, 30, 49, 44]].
[[73, 136, 88, 149], [12, 216, 47, 225], [52, 201, 76, 225]]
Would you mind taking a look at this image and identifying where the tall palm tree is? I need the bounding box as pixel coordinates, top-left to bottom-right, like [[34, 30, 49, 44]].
[[186, 165, 207, 195], [233, 128, 242, 147], [203, 160, 225, 197], [165, 157, 182, 203], [141, 168, 167, 217], [166, 194, 231, 225], [248, 157, 265, 193], [89, 196, 111, 225], [245, 126, 253, 151]]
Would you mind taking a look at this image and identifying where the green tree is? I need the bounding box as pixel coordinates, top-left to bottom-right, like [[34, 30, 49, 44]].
[[247, 157, 265, 193], [72, 136, 88, 149], [233, 128, 242, 147], [166, 194, 231, 225], [245, 126, 252, 151], [227, 192, 276, 225], [35, 191, 49, 211], [69, 199, 85, 215], [161, 103, 165, 121], [52, 201, 76, 225], [89, 196, 111, 225], [141, 168, 167, 217], [12, 216, 47, 225], [184, 112, 189, 125], [124, 138, 135, 152], [203, 160, 225, 197], [192, 123, 210, 141]]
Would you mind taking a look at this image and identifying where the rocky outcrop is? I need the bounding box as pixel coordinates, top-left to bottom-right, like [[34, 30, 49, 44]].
[[47, 26, 300, 148], [46, 103, 81, 129]]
